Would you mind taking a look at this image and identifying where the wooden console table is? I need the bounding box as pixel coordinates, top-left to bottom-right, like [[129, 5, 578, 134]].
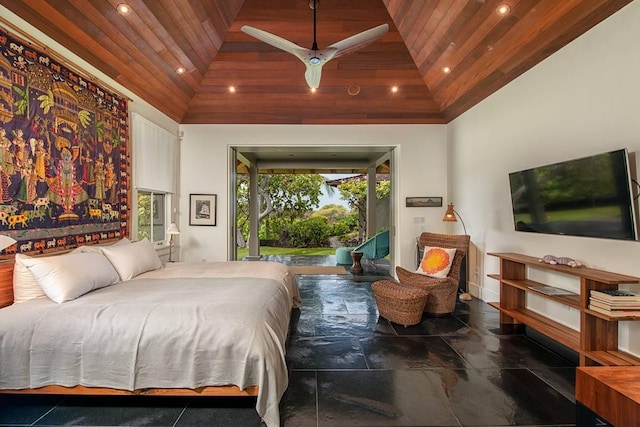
[[488, 252, 640, 366], [576, 366, 640, 426]]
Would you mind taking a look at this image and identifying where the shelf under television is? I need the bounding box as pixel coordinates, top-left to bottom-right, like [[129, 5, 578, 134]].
[[488, 252, 640, 367], [501, 277, 582, 310], [487, 302, 580, 352]]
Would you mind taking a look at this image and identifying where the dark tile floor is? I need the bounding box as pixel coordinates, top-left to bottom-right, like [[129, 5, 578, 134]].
[[1, 256, 585, 426]]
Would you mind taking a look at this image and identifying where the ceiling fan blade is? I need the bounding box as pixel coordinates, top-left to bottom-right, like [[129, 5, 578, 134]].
[[242, 21, 388, 90], [304, 63, 323, 89], [241, 25, 307, 58], [329, 23, 389, 59]]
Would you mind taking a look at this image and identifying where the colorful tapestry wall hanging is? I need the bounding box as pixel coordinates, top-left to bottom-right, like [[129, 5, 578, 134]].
[[0, 27, 129, 257]]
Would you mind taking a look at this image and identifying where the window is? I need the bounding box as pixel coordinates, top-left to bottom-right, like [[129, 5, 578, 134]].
[[137, 191, 166, 243], [131, 113, 178, 245]]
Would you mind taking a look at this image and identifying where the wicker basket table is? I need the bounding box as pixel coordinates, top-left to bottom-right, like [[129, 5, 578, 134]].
[[371, 280, 429, 326]]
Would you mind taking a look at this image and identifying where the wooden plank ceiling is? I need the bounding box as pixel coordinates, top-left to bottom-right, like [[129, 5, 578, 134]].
[[0, 0, 631, 124]]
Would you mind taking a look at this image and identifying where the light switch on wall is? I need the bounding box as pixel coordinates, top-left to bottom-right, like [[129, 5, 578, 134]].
[[413, 217, 424, 223]]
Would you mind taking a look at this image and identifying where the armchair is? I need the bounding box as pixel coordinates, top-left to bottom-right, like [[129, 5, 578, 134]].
[[352, 230, 390, 260], [396, 232, 470, 315]]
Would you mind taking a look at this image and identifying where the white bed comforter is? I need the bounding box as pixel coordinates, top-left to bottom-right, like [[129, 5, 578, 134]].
[[0, 261, 299, 427]]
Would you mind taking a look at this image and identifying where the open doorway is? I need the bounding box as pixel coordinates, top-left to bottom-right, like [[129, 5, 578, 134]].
[[229, 145, 395, 270]]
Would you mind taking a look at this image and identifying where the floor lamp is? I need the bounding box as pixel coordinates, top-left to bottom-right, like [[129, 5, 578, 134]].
[[167, 222, 180, 263], [442, 203, 472, 301], [442, 203, 467, 235]]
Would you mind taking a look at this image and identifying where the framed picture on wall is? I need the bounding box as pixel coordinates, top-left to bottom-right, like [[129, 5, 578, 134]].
[[189, 194, 217, 226], [406, 196, 442, 207]]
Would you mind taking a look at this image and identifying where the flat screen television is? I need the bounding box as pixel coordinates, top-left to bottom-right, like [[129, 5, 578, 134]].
[[509, 149, 638, 240]]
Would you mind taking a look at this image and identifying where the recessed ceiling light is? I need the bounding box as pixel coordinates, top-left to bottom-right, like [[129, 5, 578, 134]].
[[176, 66, 186, 74], [116, 3, 131, 15], [442, 66, 452, 74], [496, 4, 511, 16], [229, 86, 236, 93], [391, 86, 398, 93]]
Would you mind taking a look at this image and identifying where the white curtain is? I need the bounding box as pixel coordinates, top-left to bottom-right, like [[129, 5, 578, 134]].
[[131, 112, 178, 193]]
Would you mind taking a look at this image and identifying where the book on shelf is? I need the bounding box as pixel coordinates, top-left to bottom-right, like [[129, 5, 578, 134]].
[[589, 289, 640, 302], [528, 285, 577, 296], [588, 304, 640, 318], [589, 299, 640, 311]]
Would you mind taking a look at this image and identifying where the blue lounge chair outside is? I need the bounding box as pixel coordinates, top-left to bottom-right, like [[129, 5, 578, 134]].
[[353, 229, 389, 260]]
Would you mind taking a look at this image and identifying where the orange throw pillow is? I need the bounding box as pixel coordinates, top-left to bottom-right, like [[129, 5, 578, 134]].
[[416, 246, 456, 278]]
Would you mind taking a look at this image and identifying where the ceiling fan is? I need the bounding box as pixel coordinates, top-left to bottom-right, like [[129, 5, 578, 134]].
[[241, 0, 388, 90]]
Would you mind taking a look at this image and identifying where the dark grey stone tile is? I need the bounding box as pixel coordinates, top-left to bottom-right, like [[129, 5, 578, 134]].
[[286, 336, 368, 369], [360, 336, 470, 369], [530, 367, 577, 403], [299, 302, 323, 317], [314, 314, 394, 337], [444, 332, 574, 369], [296, 281, 318, 300], [453, 306, 502, 332], [280, 370, 317, 426], [0, 394, 63, 426], [344, 297, 378, 315], [175, 397, 261, 427], [391, 314, 473, 336], [34, 396, 187, 426], [441, 368, 575, 426], [317, 295, 349, 315], [317, 370, 460, 426], [288, 314, 317, 337]]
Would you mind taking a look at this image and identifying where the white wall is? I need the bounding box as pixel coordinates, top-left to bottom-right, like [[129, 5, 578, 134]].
[[449, 1, 640, 354], [179, 124, 448, 268]]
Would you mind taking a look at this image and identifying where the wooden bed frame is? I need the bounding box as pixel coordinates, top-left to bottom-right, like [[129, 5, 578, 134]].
[[0, 260, 258, 397]]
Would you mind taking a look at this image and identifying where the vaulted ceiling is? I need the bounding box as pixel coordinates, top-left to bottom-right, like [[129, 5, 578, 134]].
[[0, 0, 631, 124]]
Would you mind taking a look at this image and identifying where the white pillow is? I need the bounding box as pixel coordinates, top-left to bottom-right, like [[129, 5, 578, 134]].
[[416, 246, 457, 278], [100, 238, 163, 281], [78, 237, 131, 253], [22, 252, 121, 303], [12, 253, 47, 303]]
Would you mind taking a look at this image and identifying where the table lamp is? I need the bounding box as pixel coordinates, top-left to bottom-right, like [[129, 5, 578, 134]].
[[167, 222, 180, 262]]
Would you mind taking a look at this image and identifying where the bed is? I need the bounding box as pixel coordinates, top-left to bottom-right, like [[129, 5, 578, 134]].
[[0, 240, 300, 427]]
